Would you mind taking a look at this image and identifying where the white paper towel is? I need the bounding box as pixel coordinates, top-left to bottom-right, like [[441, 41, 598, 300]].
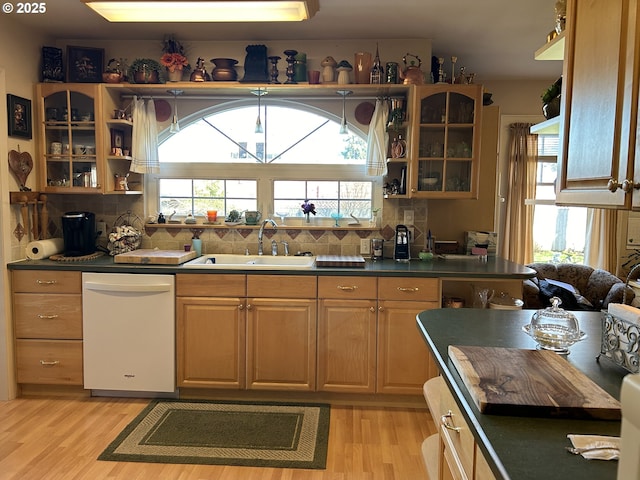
[[26, 238, 64, 260]]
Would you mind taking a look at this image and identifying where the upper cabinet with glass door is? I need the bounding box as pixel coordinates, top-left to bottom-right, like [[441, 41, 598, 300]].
[[409, 84, 482, 198], [36, 83, 102, 193]]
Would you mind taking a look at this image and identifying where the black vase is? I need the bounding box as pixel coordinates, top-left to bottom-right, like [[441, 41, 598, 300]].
[[543, 96, 561, 119]]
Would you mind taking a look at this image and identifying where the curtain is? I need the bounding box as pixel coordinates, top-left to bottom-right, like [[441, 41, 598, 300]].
[[365, 98, 389, 177], [130, 97, 160, 174], [584, 208, 618, 272], [500, 123, 537, 264]]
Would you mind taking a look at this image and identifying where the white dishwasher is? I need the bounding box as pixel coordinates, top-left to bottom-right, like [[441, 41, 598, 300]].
[[82, 272, 176, 394]]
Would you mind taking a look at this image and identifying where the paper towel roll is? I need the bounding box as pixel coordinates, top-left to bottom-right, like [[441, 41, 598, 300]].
[[26, 238, 64, 260]]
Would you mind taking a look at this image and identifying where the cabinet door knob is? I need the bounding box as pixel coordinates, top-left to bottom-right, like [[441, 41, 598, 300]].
[[246, 304, 252, 311], [622, 179, 640, 192], [607, 178, 620, 192], [378, 306, 384, 312], [441, 410, 462, 432], [369, 306, 376, 313], [238, 304, 244, 310]]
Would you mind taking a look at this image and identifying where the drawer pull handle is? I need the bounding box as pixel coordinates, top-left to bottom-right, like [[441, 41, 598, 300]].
[[337, 285, 357, 291], [397, 287, 419, 293], [36, 279, 58, 285], [37, 314, 59, 319], [441, 410, 461, 432], [39, 360, 59, 367]]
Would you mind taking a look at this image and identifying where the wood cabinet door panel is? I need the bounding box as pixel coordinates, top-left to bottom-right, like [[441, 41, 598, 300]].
[[246, 298, 316, 391], [317, 299, 376, 393], [558, 0, 636, 206], [176, 297, 245, 389], [14, 293, 82, 339], [377, 300, 439, 394]]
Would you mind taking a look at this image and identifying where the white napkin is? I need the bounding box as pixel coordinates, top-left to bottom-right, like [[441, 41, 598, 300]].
[[567, 434, 620, 460]]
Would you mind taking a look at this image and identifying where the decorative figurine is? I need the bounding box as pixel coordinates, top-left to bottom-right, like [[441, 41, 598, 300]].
[[321, 56, 337, 83], [336, 60, 352, 84], [240, 45, 269, 83]]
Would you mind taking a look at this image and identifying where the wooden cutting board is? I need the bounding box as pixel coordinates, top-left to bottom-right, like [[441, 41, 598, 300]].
[[448, 345, 621, 420], [316, 255, 366, 268], [114, 249, 197, 265]]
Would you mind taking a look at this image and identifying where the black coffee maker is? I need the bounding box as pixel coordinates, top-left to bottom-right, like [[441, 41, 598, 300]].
[[62, 212, 96, 257]]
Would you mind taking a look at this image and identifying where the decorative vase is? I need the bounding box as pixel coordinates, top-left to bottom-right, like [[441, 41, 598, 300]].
[[543, 95, 561, 119], [305, 213, 310, 223], [167, 69, 182, 82], [133, 69, 159, 84]]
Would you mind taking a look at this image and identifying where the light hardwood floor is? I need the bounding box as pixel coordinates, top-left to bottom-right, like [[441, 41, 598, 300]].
[[0, 396, 435, 480]]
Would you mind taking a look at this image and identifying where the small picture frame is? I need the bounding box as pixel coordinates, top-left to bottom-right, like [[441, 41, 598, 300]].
[[7, 94, 32, 139], [67, 46, 104, 83], [111, 128, 124, 155]]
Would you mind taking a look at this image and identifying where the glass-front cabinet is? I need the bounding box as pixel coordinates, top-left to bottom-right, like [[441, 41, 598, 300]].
[[409, 84, 482, 198], [36, 83, 103, 193]]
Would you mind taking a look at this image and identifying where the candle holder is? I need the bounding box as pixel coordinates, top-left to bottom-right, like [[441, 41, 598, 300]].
[[283, 49, 298, 84], [268, 56, 281, 84]]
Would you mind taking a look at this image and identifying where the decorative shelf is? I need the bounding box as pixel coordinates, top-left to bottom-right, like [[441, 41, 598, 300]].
[[530, 116, 560, 135], [534, 31, 565, 61], [145, 223, 379, 231]]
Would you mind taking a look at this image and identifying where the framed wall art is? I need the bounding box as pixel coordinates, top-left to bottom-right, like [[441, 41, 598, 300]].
[[67, 46, 104, 83], [41, 46, 64, 82], [7, 94, 32, 139]]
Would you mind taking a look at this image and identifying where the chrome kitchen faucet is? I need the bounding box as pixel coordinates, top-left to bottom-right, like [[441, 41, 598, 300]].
[[257, 218, 278, 255]]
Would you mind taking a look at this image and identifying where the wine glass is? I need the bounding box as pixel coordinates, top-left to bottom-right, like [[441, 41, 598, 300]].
[[275, 211, 288, 226], [330, 212, 343, 227]]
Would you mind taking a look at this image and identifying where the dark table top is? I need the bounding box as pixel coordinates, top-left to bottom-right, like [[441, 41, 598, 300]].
[[416, 308, 628, 480]]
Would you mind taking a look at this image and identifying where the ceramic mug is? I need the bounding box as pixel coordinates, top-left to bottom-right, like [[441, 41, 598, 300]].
[[244, 210, 262, 225], [74, 144, 86, 155], [50, 142, 62, 155]]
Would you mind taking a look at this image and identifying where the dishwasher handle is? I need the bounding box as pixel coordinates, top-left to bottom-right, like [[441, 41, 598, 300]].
[[83, 281, 172, 293]]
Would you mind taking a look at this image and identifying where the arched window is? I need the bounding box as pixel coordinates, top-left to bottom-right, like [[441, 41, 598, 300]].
[[151, 99, 377, 221]]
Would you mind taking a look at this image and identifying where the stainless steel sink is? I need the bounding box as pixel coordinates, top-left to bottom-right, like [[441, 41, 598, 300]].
[[182, 254, 316, 270]]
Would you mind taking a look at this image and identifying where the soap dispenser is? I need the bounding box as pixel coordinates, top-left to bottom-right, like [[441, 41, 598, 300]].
[[394, 224, 410, 262]]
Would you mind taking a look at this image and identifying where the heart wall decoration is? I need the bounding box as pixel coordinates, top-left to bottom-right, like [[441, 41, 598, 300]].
[[8, 148, 33, 191]]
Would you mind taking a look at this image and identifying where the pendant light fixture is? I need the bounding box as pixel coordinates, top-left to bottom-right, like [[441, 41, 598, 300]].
[[168, 89, 183, 133], [337, 90, 352, 135], [252, 88, 268, 134]]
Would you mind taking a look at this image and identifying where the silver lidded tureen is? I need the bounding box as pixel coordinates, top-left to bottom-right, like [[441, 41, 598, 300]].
[[522, 296, 587, 354]]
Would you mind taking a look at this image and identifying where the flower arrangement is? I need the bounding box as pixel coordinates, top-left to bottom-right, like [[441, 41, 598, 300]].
[[301, 200, 316, 216], [161, 35, 189, 73]]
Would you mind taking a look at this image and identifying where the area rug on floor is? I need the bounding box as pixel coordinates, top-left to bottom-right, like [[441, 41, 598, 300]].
[[98, 399, 330, 469]]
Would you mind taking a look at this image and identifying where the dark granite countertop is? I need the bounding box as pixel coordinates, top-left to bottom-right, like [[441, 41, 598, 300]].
[[417, 308, 627, 480], [7, 254, 535, 279]]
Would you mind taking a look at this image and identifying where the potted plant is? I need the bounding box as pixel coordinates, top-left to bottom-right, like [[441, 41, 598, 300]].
[[160, 35, 190, 82], [129, 58, 163, 84], [541, 77, 562, 119]]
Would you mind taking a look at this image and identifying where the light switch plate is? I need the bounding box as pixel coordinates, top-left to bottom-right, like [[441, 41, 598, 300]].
[[360, 239, 371, 255], [403, 210, 415, 225]]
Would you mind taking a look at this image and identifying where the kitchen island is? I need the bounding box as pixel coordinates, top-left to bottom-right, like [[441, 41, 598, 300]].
[[417, 308, 627, 480]]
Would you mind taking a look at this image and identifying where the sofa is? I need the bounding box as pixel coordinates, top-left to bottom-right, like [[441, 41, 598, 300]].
[[523, 262, 634, 311]]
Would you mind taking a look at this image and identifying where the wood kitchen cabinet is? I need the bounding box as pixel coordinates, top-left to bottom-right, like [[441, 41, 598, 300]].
[[377, 277, 440, 395], [11, 270, 83, 386], [246, 275, 317, 391], [36, 83, 103, 193], [317, 276, 377, 393], [384, 84, 482, 200], [176, 274, 246, 389], [556, 0, 640, 208]]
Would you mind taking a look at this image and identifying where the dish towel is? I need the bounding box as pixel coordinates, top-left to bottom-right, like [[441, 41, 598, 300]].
[[365, 98, 389, 177], [131, 97, 160, 174]]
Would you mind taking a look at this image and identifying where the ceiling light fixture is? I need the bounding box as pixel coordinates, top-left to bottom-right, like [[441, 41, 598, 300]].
[[81, 0, 319, 22], [337, 90, 352, 135], [168, 89, 183, 134], [252, 88, 267, 134]]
